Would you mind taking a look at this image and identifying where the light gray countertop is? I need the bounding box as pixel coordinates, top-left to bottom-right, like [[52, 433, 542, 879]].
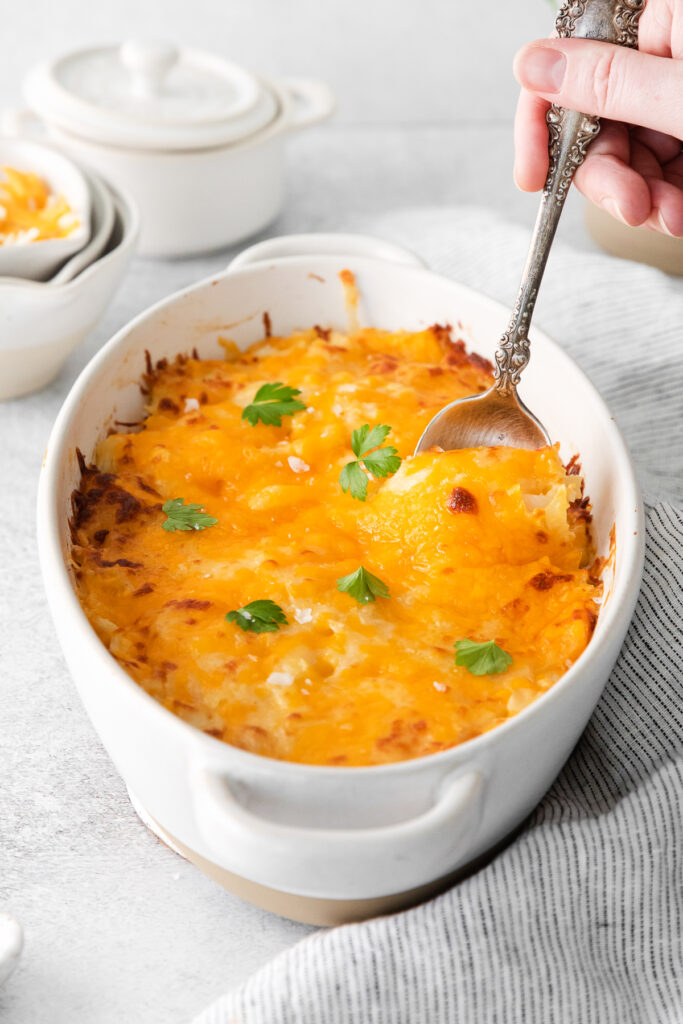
[[0, 122, 595, 1024]]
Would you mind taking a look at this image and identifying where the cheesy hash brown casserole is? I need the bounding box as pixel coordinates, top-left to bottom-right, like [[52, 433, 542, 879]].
[[71, 302, 601, 766]]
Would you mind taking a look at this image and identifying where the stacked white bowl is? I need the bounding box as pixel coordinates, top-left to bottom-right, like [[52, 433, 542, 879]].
[[0, 137, 138, 399]]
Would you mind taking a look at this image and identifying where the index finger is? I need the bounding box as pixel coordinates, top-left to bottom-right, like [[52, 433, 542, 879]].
[[514, 88, 551, 192]]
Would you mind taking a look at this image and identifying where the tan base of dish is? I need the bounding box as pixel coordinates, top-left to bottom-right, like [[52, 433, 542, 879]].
[[585, 200, 683, 276], [129, 789, 519, 926]]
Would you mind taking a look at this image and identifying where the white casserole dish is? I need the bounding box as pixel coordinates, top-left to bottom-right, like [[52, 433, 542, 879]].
[[37, 233, 644, 920], [10, 42, 334, 258]]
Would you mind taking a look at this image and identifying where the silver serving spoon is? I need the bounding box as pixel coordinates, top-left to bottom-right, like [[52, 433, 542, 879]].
[[416, 0, 646, 454]]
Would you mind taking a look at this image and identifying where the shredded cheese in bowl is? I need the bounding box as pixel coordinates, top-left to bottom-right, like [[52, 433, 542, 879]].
[[0, 166, 79, 245]]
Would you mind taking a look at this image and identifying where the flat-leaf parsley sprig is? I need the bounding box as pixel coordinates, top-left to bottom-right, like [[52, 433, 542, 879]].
[[339, 423, 401, 501], [242, 382, 307, 427], [226, 600, 288, 634], [454, 639, 512, 676], [161, 498, 218, 532], [336, 566, 390, 604]]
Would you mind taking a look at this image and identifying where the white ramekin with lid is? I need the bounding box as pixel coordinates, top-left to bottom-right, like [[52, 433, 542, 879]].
[[9, 41, 334, 258], [37, 233, 644, 924]]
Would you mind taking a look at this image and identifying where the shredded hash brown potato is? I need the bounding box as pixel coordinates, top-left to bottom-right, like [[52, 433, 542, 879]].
[[71, 304, 601, 766]]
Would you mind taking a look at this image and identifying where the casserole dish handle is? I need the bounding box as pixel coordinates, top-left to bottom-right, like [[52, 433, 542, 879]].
[[228, 232, 425, 272], [191, 765, 483, 899]]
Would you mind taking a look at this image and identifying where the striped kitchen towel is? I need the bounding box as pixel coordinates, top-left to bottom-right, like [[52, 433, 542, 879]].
[[194, 206, 683, 1024]]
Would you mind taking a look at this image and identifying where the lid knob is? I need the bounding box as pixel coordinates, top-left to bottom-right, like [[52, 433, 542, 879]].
[[120, 39, 179, 98]]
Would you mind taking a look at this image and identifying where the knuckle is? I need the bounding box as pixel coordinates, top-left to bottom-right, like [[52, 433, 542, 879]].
[[590, 48, 622, 113]]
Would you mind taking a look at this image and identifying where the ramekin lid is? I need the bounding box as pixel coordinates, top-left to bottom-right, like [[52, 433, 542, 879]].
[[23, 40, 280, 151]]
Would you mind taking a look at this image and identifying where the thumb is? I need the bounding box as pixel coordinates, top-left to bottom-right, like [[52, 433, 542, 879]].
[[513, 38, 683, 141]]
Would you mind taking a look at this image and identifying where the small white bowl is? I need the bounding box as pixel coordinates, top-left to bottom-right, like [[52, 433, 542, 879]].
[[0, 178, 138, 400], [0, 137, 91, 281], [50, 166, 115, 285], [0, 166, 116, 290]]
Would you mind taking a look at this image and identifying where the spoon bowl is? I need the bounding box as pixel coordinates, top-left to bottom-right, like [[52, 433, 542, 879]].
[[416, 384, 549, 453]]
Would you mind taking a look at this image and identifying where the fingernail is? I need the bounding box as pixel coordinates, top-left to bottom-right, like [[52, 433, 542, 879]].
[[602, 197, 629, 226], [657, 210, 677, 237], [516, 46, 566, 93]]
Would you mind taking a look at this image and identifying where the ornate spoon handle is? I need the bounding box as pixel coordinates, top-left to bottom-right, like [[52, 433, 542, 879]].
[[494, 0, 646, 395]]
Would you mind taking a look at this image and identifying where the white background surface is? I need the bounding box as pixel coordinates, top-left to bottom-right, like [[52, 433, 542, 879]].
[[0, 2, 602, 1022]]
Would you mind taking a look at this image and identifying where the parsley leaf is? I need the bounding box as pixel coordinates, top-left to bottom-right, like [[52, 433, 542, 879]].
[[362, 447, 402, 478], [242, 382, 307, 427], [161, 498, 218, 532], [336, 566, 390, 604], [339, 460, 370, 502], [340, 423, 401, 501], [351, 423, 391, 458], [454, 639, 513, 676], [226, 599, 288, 634]]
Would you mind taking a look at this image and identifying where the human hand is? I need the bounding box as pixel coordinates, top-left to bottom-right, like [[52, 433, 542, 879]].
[[513, 0, 683, 236]]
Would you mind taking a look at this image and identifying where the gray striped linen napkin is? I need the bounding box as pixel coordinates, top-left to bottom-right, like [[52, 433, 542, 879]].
[[194, 206, 683, 1024]]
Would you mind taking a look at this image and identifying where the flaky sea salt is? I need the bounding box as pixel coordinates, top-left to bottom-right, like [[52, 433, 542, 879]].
[[294, 607, 313, 624], [288, 455, 310, 474], [184, 397, 200, 412], [433, 681, 447, 693], [267, 671, 294, 687]]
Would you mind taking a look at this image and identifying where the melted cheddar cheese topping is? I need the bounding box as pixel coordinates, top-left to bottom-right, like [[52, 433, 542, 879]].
[[71, 316, 600, 766]]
